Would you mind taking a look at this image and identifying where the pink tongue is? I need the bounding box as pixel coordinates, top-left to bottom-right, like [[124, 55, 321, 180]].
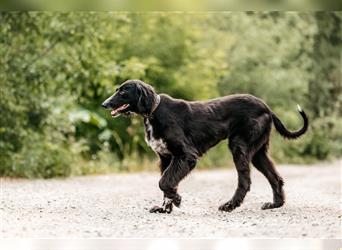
[[111, 104, 129, 116]]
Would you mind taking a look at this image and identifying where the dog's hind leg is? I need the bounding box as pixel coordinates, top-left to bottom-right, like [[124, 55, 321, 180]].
[[252, 145, 285, 209], [150, 156, 195, 214], [219, 137, 251, 212]]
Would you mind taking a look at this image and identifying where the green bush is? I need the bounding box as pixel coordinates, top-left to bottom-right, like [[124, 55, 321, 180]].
[[2, 134, 72, 178]]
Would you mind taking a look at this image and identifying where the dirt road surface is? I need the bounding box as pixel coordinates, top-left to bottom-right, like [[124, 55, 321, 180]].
[[1, 160, 341, 238]]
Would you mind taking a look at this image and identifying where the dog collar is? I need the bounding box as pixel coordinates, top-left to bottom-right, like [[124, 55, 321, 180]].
[[150, 94, 160, 116]]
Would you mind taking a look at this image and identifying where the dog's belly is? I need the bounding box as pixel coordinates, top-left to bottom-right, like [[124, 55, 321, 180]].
[[144, 119, 170, 155]]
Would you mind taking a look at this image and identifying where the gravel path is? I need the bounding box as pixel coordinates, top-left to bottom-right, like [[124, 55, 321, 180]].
[[1, 160, 341, 238]]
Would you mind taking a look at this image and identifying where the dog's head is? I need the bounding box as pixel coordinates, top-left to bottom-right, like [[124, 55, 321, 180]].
[[102, 79, 158, 117]]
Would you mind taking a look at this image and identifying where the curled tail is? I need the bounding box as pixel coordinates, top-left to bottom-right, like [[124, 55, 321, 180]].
[[271, 105, 309, 139]]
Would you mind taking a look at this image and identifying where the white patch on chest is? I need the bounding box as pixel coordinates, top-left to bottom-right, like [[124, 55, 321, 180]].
[[144, 119, 170, 155]]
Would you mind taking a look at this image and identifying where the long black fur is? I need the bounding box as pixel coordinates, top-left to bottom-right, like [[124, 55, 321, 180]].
[[102, 80, 308, 213]]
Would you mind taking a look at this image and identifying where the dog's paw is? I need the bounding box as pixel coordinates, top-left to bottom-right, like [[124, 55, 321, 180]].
[[149, 198, 173, 214], [149, 205, 172, 214], [261, 202, 284, 210], [150, 205, 166, 213], [218, 200, 238, 212]]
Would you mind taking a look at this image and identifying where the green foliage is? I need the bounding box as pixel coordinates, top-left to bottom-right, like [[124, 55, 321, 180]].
[[0, 12, 341, 178], [7, 135, 72, 178], [216, 12, 342, 163], [309, 12, 342, 118]]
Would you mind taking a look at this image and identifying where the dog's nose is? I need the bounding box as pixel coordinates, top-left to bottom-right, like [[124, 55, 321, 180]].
[[101, 103, 107, 108]]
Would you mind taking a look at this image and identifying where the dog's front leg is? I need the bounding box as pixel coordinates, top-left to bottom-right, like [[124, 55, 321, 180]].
[[149, 156, 192, 214]]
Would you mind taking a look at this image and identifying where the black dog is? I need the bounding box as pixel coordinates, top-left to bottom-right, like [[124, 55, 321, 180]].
[[102, 79, 308, 213]]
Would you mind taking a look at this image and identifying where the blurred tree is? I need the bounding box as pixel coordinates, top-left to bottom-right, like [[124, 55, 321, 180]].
[[217, 12, 316, 109], [309, 12, 342, 118], [303, 12, 342, 160]]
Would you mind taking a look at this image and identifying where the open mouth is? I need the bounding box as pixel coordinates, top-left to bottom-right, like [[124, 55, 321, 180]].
[[110, 104, 130, 117]]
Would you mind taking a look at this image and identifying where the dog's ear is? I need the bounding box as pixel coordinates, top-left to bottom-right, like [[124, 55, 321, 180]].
[[136, 83, 154, 115]]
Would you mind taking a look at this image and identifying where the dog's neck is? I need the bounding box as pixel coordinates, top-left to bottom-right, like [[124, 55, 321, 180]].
[[149, 94, 160, 117]]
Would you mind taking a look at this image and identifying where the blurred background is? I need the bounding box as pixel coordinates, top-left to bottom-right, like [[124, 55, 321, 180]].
[[0, 12, 341, 178], [1, 0, 341, 10]]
